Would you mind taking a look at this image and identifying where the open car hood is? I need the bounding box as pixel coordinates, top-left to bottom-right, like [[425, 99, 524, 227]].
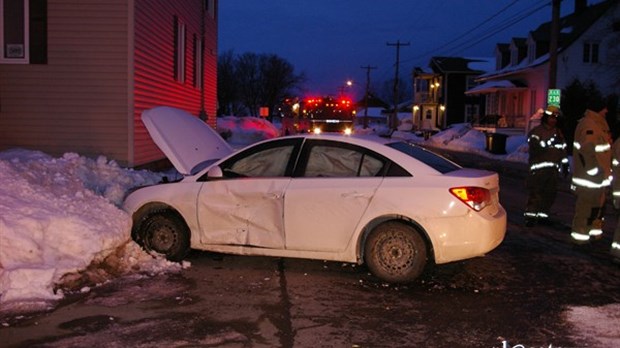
[[142, 106, 233, 175]]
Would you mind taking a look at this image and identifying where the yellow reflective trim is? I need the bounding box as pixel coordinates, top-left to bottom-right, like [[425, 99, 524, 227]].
[[571, 232, 590, 241], [572, 177, 611, 188], [588, 229, 603, 236], [531, 162, 557, 170], [595, 144, 611, 152]]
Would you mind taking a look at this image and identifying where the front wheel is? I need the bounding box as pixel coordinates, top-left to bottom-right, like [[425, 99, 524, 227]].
[[364, 221, 427, 283], [134, 210, 190, 262]]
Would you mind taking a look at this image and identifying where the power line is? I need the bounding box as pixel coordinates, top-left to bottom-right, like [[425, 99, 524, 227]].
[[421, 0, 521, 58], [443, 2, 550, 56], [401, 1, 551, 65]]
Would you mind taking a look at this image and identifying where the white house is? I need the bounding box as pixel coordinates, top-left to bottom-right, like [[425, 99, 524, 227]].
[[467, 0, 620, 132]]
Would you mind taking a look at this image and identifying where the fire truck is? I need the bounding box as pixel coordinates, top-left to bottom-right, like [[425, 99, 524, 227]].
[[280, 96, 356, 135]]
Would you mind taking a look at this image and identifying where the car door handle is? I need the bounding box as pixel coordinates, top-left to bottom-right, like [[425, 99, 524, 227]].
[[264, 193, 282, 199], [341, 191, 370, 198]]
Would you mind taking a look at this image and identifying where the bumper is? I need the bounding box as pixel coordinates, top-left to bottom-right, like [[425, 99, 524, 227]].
[[429, 205, 507, 264]]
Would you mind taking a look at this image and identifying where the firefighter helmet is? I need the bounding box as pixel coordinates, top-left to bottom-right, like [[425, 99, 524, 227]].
[[544, 105, 561, 116]]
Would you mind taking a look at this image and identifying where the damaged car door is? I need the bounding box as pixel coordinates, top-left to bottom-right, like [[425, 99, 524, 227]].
[[197, 138, 302, 248]]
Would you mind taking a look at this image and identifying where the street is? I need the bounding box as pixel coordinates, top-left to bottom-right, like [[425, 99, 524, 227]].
[[1, 151, 619, 348]]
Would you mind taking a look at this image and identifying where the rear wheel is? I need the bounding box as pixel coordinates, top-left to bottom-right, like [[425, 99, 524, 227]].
[[135, 210, 190, 262], [364, 221, 427, 283]]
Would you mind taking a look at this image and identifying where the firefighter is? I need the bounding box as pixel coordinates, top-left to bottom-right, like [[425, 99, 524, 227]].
[[524, 105, 568, 226], [571, 101, 612, 244], [610, 137, 620, 262]]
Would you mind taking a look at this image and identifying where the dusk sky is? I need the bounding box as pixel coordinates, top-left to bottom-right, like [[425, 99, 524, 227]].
[[218, 0, 593, 98]]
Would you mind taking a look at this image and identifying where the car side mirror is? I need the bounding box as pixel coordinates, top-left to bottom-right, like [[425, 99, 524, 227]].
[[207, 166, 223, 178]]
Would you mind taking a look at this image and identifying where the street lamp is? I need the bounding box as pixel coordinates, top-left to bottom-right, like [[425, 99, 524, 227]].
[[338, 80, 353, 97]]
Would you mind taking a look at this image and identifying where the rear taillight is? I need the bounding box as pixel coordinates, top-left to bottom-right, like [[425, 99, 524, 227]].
[[449, 187, 491, 212]]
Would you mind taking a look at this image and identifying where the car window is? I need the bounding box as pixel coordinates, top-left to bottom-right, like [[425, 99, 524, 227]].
[[204, 138, 303, 180], [301, 142, 384, 178], [386, 141, 461, 174], [226, 145, 294, 177], [359, 153, 384, 176]]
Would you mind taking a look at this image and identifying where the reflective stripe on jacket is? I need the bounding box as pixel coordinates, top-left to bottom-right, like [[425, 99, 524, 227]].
[[527, 124, 567, 172], [572, 109, 612, 189], [612, 139, 620, 198]]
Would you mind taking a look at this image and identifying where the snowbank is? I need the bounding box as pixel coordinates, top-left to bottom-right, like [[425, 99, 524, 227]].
[[0, 149, 185, 313]]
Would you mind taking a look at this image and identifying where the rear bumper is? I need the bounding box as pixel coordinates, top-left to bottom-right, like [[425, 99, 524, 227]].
[[429, 205, 507, 264]]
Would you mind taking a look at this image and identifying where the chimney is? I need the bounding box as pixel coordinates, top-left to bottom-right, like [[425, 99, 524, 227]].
[[575, 0, 587, 14]]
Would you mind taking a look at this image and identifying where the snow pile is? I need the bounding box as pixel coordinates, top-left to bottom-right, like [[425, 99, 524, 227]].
[[392, 123, 529, 164], [0, 149, 184, 313]]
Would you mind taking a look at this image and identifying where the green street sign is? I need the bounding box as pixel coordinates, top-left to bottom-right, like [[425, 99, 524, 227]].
[[547, 89, 561, 107]]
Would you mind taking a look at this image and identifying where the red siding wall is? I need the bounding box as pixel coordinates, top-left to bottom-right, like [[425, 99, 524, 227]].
[[204, 4, 218, 129], [0, 0, 130, 161], [133, 0, 217, 166]]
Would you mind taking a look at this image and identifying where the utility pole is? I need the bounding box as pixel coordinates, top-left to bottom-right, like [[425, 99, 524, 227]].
[[337, 85, 346, 97], [548, 0, 561, 90], [361, 65, 377, 129], [387, 40, 410, 131]]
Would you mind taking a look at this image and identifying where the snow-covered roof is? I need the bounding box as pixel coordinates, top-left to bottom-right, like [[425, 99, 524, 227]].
[[480, 0, 616, 80], [465, 79, 527, 95], [466, 57, 495, 73]]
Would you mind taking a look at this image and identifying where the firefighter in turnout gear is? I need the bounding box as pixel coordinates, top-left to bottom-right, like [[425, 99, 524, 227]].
[[610, 138, 620, 262], [571, 102, 612, 244], [524, 105, 568, 226]]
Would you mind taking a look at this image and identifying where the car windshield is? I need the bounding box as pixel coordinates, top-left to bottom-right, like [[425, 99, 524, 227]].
[[386, 142, 461, 174]]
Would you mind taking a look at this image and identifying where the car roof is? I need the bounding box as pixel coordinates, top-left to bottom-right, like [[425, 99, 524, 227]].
[[245, 133, 446, 176], [276, 133, 394, 147]]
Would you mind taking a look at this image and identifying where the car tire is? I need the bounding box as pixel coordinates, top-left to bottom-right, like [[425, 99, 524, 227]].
[[136, 210, 190, 262], [364, 221, 427, 283]]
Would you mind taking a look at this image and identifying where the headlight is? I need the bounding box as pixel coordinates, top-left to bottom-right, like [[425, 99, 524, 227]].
[[343, 127, 353, 135], [313, 127, 322, 135]]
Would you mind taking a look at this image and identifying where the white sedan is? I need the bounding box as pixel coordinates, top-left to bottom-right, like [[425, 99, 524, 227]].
[[123, 107, 506, 283]]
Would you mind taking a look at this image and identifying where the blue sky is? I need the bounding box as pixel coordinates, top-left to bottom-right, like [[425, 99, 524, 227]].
[[218, 0, 587, 97]]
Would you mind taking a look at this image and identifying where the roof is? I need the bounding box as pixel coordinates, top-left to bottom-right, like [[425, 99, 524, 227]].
[[356, 93, 390, 108], [465, 80, 528, 95], [430, 57, 494, 74], [510, 37, 527, 47], [481, 0, 617, 79], [530, 0, 615, 48], [495, 43, 510, 53]]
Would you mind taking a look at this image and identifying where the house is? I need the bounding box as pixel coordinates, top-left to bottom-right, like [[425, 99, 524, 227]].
[[0, 0, 218, 168], [355, 92, 390, 128], [467, 0, 620, 133], [412, 56, 494, 131]]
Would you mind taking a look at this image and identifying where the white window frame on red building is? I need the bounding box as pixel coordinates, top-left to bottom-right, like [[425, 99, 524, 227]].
[[0, 0, 30, 64]]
